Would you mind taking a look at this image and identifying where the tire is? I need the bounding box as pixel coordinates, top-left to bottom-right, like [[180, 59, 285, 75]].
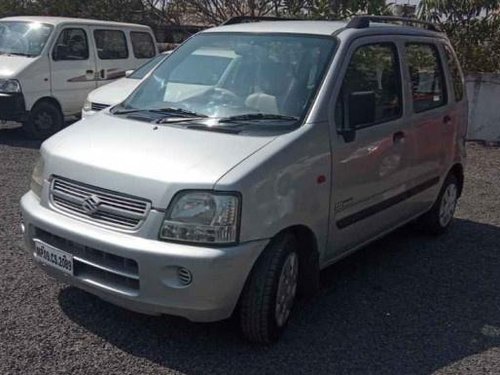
[[239, 233, 299, 344], [23, 102, 64, 140], [419, 174, 459, 235]]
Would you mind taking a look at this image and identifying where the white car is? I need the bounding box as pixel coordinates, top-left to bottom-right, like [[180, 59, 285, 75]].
[[82, 52, 170, 118]]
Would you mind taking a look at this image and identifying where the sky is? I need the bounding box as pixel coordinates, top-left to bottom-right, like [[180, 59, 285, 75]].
[[392, 0, 420, 5]]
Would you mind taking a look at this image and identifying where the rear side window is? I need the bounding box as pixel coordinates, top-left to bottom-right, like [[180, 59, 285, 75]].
[[338, 43, 402, 128], [444, 45, 465, 102], [406, 43, 447, 112], [130, 31, 155, 59], [94, 30, 128, 60], [52, 28, 89, 61]]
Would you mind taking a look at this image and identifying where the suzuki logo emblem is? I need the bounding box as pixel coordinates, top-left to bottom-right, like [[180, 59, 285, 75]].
[[82, 194, 101, 215]]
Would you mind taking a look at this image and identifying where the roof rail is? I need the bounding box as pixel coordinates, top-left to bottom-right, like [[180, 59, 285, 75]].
[[222, 16, 302, 26], [347, 15, 442, 32]]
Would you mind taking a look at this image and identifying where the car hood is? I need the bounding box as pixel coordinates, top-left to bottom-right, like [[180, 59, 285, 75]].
[[0, 54, 36, 78], [87, 78, 140, 106], [42, 112, 277, 208]]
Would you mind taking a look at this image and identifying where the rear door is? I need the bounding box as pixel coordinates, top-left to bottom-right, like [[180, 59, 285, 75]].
[[327, 37, 416, 257], [50, 25, 97, 115], [403, 39, 453, 213]]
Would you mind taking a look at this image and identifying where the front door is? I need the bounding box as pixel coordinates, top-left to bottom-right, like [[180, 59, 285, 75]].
[[50, 26, 97, 116], [327, 38, 416, 258]]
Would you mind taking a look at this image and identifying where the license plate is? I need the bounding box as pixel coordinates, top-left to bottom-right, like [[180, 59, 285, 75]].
[[33, 239, 74, 276]]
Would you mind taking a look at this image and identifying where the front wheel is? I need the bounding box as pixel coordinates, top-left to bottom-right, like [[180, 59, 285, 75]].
[[23, 102, 64, 140], [419, 174, 459, 235], [239, 233, 299, 344]]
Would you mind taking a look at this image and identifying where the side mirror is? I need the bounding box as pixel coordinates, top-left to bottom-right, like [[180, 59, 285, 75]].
[[53, 45, 68, 61], [348, 91, 376, 128], [125, 69, 134, 77]]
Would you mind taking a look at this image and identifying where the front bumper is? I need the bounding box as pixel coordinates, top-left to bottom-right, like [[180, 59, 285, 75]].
[[21, 191, 267, 322], [0, 92, 26, 122]]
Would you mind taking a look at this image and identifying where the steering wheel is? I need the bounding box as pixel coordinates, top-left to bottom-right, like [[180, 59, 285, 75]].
[[206, 87, 243, 106]]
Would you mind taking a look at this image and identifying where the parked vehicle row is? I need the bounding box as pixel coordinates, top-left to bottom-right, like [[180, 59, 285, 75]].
[[20, 16, 467, 344], [0, 16, 157, 139]]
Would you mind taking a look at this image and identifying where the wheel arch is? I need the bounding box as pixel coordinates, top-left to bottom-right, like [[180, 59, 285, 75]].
[[31, 96, 63, 114], [447, 163, 465, 197]]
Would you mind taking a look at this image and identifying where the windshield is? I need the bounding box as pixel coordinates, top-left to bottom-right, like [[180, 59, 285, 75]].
[[129, 54, 168, 79], [121, 33, 336, 122], [0, 21, 53, 57]]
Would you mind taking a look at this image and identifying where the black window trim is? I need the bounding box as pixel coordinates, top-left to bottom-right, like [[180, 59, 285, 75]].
[[130, 31, 155, 59], [93, 29, 129, 60], [405, 41, 448, 114], [338, 41, 404, 131], [52, 27, 90, 61]]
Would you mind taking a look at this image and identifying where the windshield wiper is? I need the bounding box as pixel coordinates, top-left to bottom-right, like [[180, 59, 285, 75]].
[[218, 113, 299, 124], [112, 106, 207, 119]]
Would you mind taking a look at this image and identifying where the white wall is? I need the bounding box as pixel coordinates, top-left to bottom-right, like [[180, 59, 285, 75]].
[[466, 74, 500, 142]]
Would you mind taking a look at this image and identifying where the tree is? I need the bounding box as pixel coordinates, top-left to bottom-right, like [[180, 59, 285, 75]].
[[418, 0, 500, 72]]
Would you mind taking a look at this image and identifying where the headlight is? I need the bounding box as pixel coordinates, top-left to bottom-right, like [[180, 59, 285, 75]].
[[0, 79, 21, 93], [160, 191, 240, 245], [83, 98, 92, 111], [31, 157, 44, 198]]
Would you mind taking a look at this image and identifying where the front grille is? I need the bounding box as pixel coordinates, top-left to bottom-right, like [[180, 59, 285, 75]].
[[91, 102, 110, 111], [50, 177, 151, 231], [35, 228, 139, 295]]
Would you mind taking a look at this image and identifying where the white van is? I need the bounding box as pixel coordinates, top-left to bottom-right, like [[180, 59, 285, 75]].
[[0, 16, 157, 139]]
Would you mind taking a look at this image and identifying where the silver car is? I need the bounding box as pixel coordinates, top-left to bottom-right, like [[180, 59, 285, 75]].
[[21, 16, 468, 343]]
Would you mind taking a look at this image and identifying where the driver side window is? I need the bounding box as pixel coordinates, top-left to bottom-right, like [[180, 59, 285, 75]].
[[52, 28, 89, 61]]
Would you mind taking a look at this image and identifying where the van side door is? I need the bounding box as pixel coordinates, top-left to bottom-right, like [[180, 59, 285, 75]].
[[50, 25, 97, 116], [327, 37, 416, 257], [90, 28, 156, 87], [402, 39, 455, 214]]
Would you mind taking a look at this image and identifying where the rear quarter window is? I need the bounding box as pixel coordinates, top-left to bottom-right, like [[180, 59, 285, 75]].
[[131, 31, 155, 59], [444, 44, 465, 102]]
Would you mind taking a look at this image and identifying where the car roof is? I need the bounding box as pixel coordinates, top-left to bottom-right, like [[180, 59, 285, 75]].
[[0, 16, 151, 29], [203, 20, 444, 39]]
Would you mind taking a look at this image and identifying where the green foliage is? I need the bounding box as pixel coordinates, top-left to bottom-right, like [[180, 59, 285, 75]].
[[419, 0, 500, 73]]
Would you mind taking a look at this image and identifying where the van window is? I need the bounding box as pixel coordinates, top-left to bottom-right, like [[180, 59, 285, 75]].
[[0, 21, 53, 57], [94, 30, 128, 60], [406, 43, 447, 112], [52, 28, 89, 61], [338, 43, 402, 128], [131, 31, 155, 58], [444, 45, 464, 102]]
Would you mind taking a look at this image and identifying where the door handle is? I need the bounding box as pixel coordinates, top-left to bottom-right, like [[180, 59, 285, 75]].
[[100, 69, 106, 79], [85, 69, 94, 75], [443, 115, 452, 124], [393, 131, 405, 144]]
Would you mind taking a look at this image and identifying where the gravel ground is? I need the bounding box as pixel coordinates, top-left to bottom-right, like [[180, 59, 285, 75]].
[[0, 127, 499, 375]]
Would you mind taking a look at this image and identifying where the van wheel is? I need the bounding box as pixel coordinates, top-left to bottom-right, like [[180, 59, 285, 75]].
[[419, 174, 459, 235], [239, 233, 299, 344], [23, 102, 64, 140]]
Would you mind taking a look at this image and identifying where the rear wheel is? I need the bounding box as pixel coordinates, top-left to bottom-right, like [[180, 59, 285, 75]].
[[239, 233, 299, 344], [419, 174, 459, 235], [23, 102, 64, 140]]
